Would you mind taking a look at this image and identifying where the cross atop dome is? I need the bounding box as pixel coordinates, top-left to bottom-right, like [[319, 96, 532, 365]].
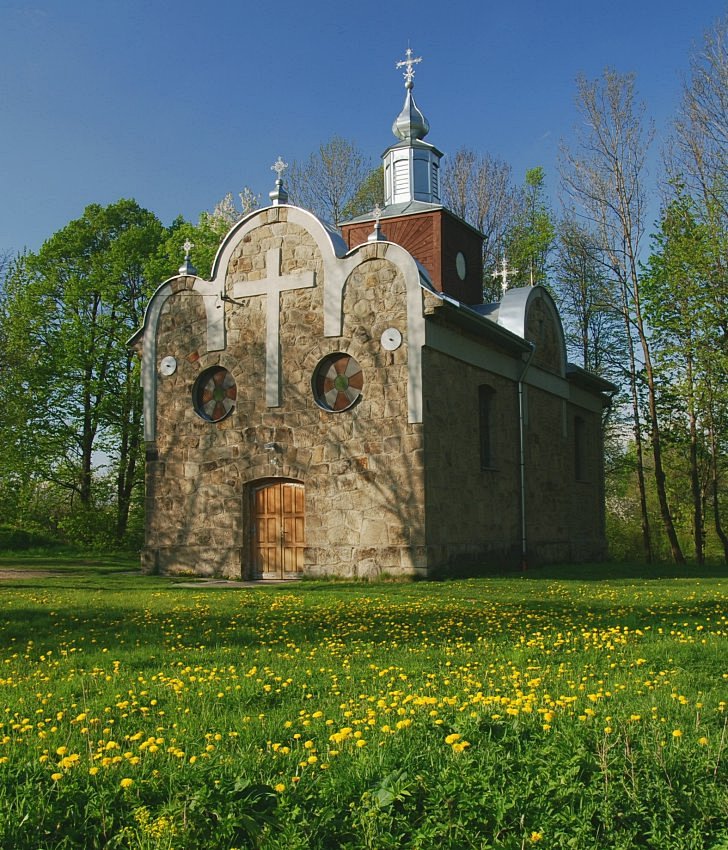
[[391, 45, 430, 142], [396, 47, 422, 90]]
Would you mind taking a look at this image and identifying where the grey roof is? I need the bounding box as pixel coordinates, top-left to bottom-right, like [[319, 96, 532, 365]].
[[342, 202, 484, 241], [343, 200, 444, 225]]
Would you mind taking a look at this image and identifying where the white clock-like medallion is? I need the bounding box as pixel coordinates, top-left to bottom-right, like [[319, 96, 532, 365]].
[[380, 328, 402, 351], [160, 356, 177, 376], [456, 251, 467, 281]]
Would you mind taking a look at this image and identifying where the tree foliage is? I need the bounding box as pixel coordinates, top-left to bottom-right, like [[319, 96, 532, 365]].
[[0, 200, 165, 544], [505, 166, 555, 290]]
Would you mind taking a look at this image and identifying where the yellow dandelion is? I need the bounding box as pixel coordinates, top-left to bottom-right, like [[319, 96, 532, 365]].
[[120, 778, 133, 789], [274, 783, 286, 793], [672, 729, 683, 739], [698, 736, 709, 746], [530, 832, 543, 843], [51, 772, 62, 781]]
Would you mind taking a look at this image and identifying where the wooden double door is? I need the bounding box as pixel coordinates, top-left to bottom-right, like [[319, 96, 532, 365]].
[[252, 481, 305, 579]]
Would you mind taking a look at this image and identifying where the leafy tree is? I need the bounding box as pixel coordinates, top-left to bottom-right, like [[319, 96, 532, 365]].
[[341, 166, 384, 221], [0, 200, 165, 543], [505, 166, 555, 289], [660, 16, 728, 561], [643, 193, 728, 562]]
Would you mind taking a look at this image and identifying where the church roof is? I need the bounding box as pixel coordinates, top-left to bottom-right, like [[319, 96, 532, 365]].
[[344, 200, 443, 224]]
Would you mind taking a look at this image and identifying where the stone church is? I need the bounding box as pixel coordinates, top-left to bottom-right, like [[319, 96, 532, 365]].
[[130, 51, 613, 580]]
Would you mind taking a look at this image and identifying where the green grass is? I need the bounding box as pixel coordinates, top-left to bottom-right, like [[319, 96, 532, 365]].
[[0, 557, 726, 849]]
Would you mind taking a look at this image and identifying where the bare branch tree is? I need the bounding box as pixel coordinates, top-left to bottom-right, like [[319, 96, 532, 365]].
[[441, 148, 519, 299], [287, 136, 370, 227], [671, 15, 728, 217], [560, 69, 685, 563]]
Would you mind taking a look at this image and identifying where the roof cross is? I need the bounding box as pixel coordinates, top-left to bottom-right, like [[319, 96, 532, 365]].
[[368, 204, 386, 242], [396, 47, 422, 88], [179, 239, 197, 276], [492, 255, 519, 295], [271, 156, 288, 180]]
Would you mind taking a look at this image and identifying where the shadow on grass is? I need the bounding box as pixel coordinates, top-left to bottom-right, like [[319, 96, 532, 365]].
[[0, 550, 140, 575], [515, 560, 728, 582]]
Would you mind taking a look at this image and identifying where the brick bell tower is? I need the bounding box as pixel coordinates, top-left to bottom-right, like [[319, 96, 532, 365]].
[[340, 48, 484, 306]]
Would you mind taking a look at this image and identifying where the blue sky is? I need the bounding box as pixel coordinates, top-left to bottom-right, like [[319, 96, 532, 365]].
[[1, 0, 725, 255]]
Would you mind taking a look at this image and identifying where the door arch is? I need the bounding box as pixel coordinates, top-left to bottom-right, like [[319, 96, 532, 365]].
[[251, 480, 305, 579]]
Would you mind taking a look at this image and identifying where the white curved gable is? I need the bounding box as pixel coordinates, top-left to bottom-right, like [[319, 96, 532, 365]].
[[137, 203, 433, 440], [497, 285, 567, 376]]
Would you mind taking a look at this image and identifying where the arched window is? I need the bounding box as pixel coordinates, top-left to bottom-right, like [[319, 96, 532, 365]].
[[479, 385, 495, 470], [574, 415, 587, 481]]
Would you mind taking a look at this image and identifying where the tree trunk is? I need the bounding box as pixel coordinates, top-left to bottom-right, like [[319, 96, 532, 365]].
[[685, 351, 704, 563], [707, 403, 728, 563], [620, 284, 652, 562]]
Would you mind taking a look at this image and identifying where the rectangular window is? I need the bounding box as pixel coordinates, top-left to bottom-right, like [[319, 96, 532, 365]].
[[479, 386, 495, 469]]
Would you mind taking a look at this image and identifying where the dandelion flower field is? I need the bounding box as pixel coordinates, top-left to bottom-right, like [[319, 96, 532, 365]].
[[0, 562, 726, 849]]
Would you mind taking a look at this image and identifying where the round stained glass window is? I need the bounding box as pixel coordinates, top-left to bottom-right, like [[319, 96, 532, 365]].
[[193, 366, 237, 422], [313, 353, 363, 412]]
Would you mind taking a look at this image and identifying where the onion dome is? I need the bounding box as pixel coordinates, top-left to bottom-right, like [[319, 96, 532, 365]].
[[392, 48, 430, 141]]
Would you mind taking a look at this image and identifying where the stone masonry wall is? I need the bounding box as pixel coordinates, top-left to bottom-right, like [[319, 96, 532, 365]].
[[422, 345, 607, 571], [422, 346, 522, 568], [143, 208, 426, 579]]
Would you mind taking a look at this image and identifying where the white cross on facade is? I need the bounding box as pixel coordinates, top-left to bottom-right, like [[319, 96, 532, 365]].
[[396, 47, 422, 86], [492, 256, 519, 295], [182, 238, 194, 258], [232, 248, 315, 406]]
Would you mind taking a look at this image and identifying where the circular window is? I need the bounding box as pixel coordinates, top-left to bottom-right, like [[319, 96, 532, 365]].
[[193, 366, 237, 422], [313, 353, 363, 412]]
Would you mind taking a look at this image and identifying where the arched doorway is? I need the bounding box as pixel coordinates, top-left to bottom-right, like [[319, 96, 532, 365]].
[[251, 480, 305, 579]]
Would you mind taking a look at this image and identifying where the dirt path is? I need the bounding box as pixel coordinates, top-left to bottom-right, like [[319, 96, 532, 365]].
[[0, 570, 59, 580]]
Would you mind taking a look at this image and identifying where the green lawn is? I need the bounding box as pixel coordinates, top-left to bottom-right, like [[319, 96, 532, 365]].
[[0, 556, 726, 849]]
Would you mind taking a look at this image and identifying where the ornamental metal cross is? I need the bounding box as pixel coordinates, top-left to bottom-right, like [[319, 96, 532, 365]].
[[271, 156, 288, 180], [182, 238, 194, 259], [396, 47, 422, 86], [492, 255, 519, 294]]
